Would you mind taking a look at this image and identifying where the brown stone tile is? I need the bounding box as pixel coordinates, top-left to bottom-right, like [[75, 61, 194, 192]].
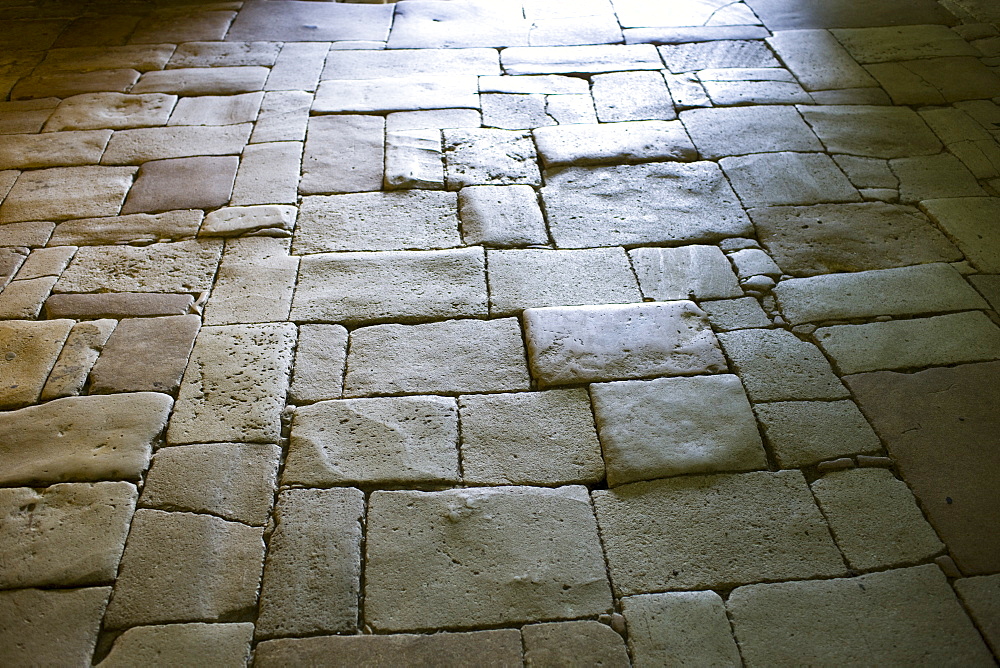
[[121, 156, 238, 214], [89, 315, 201, 395]]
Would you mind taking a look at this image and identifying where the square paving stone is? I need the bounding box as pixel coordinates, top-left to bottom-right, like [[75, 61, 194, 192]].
[[921, 197, 1000, 272], [121, 157, 238, 214], [458, 184, 548, 247], [344, 318, 530, 397], [458, 389, 604, 486], [443, 128, 541, 189], [621, 591, 742, 667], [228, 0, 391, 41], [799, 105, 942, 159], [753, 400, 881, 467], [845, 361, 1000, 574], [294, 191, 460, 254], [0, 319, 72, 409], [680, 105, 822, 159], [487, 248, 641, 315], [721, 152, 861, 207], [728, 565, 993, 666], [593, 470, 845, 595], [629, 245, 742, 300], [591, 71, 675, 122], [867, 56, 1000, 105], [365, 485, 612, 631], [103, 509, 265, 629], [0, 587, 111, 668], [55, 240, 222, 294], [533, 121, 697, 168], [256, 488, 364, 639], [591, 374, 767, 485], [300, 115, 384, 195], [0, 166, 136, 223], [522, 621, 629, 667], [290, 247, 487, 324], [88, 315, 201, 395], [0, 482, 136, 588], [749, 202, 963, 276], [284, 396, 459, 487], [96, 622, 253, 668], [524, 302, 727, 387], [541, 162, 752, 248], [384, 129, 445, 190]]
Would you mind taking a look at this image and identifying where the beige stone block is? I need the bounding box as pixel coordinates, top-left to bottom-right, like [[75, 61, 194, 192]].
[[0, 166, 136, 223], [522, 621, 629, 667], [204, 237, 298, 325], [384, 129, 445, 190], [0, 276, 57, 319], [98, 622, 253, 668], [200, 204, 295, 237], [300, 115, 384, 195], [43, 293, 194, 320], [289, 324, 348, 403], [622, 591, 741, 667], [0, 587, 111, 668], [168, 92, 263, 126], [230, 141, 301, 205], [832, 25, 979, 64], [40, 319, 116, 399], [251, 90, 311, 143], [0, 97, 58, 134], [799, 105, 942, 159], [0, 319, 72, 409], [0, 130, 111, 170], [49, 210, 203, 246], [102, 123, 252, 164], [89, 315, 201, 395], [56, 240, 222, 293], [386, 108, 482, 131], [131, 66, 269, 96], [11, 70, 140, 101]]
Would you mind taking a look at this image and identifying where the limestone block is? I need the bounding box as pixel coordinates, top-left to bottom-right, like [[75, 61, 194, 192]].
[[0, 481, 136, 588], [701, 75, 812, 106], [700, 297, 771, 331], [523, 301, 726, 386], [11, 70, 141, 101], [251, 90, 311, 143], [0, 166, 136, 223], [131, 67, 269, 96], [954, 575, 1000, 654], [832, 25, 979, 63], [0, 587, 111, 668], [591, 71, 675, 122], [97, 622, 253, 668], [386, 0, 529, 48], [593, 471, 845, 594], [458, 388, 604, 485], [501, 44, 661, 75], [314, 76, 479, 114], [201, 205, 295, 238], [384, 129, 445, 190], [204, 237, 298, 325], [479, 74, 589, 94], [533, 120, 696, 167], [0, 130, 111, 170], [43, 293, 195, 319], [921, 197, 1000, 272], [168, 92, 263, 126], [458, 184, 547, 247], [0, 393, 171, 485], [729, 248, 782, 280], [387, 109, 482, 132], [169, 41, 281, 68], [43, 93, 176, 131], [40, 319, 116, 399], [15, 246, 74, 279], [103, 509, 266, 628], [0, 318, 72, 409], [101, 124, 252, 165], [0, 276, 58, 319], [680, 105, 822, 159], [49, 210, 203, 246], [89, 315, 200, 394], [892, 153, 986, 202], [285, 396, 459, 486], [833, 155, 899, 189], [630, 245, 742, 300], [0, 97, 58, 134], [139, 443, 280, 526], [622, 591, 742, 667], [230, 142, 301, 206], [344, 318, 530, 396], [721, 152, 861, 207], [443, 128, 541, 188], [754, 400, 881, 467], [265, 42, 330, 91], [228, 0, 392, 42], [799, 105, 943, 158], [56, 240, 222, 293], [300, 115, 384, 195], [122, 156, 239, 214], [481, 94, 553, 129], [545, 93, 599, 123], [289, 324, 348, 403], [522, 621, 629, 667], [664, 72, 712, 109], [322, 48, 500, 79], [767, 29, 879, 91]]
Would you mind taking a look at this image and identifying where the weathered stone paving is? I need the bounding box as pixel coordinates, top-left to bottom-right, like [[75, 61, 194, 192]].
[[1, 0, 999, 664]]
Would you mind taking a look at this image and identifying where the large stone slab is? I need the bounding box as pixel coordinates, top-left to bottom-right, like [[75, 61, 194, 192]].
[[0, 587, 111, 668], [314, 76, 479, 113], [522, 621, 629, 667], [101, 124, 251, 165], [659, 39, 777, 72], [387, 0, 529, 48], [443, 128, 541, 188], [300, 115, 384, 195], [541, 162, 752, 248], [323, 48, 500, 79], [753, 400, 881, 467], [523, 301, 726, 386], [680, 105, 822, 159], [831, 24, 977, 63], [799, 105, 943, 158], [285, 396, 459, 486], [892, 153, 986, 203], [130, 67, 269, 96], [168, 93, 263, 126], [200, 205, 295, 238], [252, 90, 310, 143], [501, 44, 662, 74], [622, 591, 742, 667], [0, 130, 111, 170], [0, 166, 136, 223], [365, 486, 612, 631], [121, 156, 239, 214], [203, 237, 298, 325], [44, 93, 176, 132], [11, 70, 141, 101], [56, 240, 222, 293], [227, 0, 392, 41], [0, 319, 72, 409], [49, 210, 203, 246], [533, 120, 696, 167], [614, 0, 760, 28], [89, 315, 201, 395], [0, 392, 171, 485], [721, 152, 861, 207], [97, 622, 253, 668], [921, 197, 1000, 272], [867, 57, 1000, 105], [629, 245, 742, 300]]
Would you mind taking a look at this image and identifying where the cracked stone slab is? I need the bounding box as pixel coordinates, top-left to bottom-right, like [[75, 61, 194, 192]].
[[323, 48, 500, 79], [593, 470, 845, 595], [41, 319, 116, 399], [101, 124, 252, 165], [0, 166, 136, 223], [387, 0, 529, 48], [622, 591, 742, 667], [541, 162, 752, 248], [89, 315, 201, 395], [285, 396, 459, 486], [659, 40, 779, 72], [56, 240, 222, 293], [867, 56, 1000, 105], [721, 152, 861, 207], [227, 0, 392, 41], [630, 245, 742, 301], [0, 481, 136, 588], [458, 185, 547, 247], [314, 76, 479, 113], [767, 30, 879, 91], [534, 121, 696, 168], [0, 587, 111, 668], [921, 197, 1000, 272], [97, 622, 253, 668], [501, 44, 662, 74], [522, 621, 629, 667], [443, 128, 540, 188], [591, 71, 675, 122], [523, 301, 727, 386], [131, 67, 269, 96], [289, 324, 348, 404], [204, 237, 298, 325], [43, 93, 176, 131], [799, 105, 942, 158], [680, 106, 822, 159], [365, 485, 612, 631], [300, 115, 384, 195], [0, 319, 72, 409], [753, 400, 881, 467], [49, 210, 203, 246]]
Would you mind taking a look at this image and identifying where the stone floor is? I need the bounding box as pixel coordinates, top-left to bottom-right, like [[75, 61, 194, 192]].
[[1, 0, 999, 665]]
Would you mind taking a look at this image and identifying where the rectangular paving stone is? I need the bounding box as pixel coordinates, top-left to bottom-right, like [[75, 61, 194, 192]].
[[169, 42, 281, 69], [622, 591, 742, 667], [591, 71, 675, 122], [387, 0, 529, 48], [265, 42, 330, 92], [0, 130, 111, 170], [56, 240, 222, 293], [0, 587, 111, 668], [542, 162, 752, 248], [545, 94, 599, 123], [131, 67, 269, 96], [43, 93, 176, 132], [443, 128, 541, 188], [200, 204, 295, 238], [892, 153, 986, 203], [533, 120, 696, 168], [168, 92, 263, 126], [592, 374, 766, 486], [482, 93, 553, 130], [0, 166, 136, 223], [501, 44, 662, 74], [49, 210, 203, 246], [479, 74, 590, 94], [0, 276, 58, 319], [344, 318, 530, 397], [387, 109, 483, 132], [295, 191, 460, 254], [89, 315, 201, 395], [659, 39, 778, 73], [251, 91, 311, 143], [721, 152, 861, 207], [285, 396, 459, 486], [0, 319, 72, 409], [11, 70, 141, 101], [488, 247, 641, 315], [289, 324, 348, 404], [0, 97, 58, 134], [365, 485, 612, 631], [43, 293, 195, 319], [102, 124, 252, 165], [630, 245, 742, 301], [130, 9, 236, 44], [41, 319, 116, 399], [831, 25, 978, 63], [680, 106, 822, 159], [0, 482, 136, 588], [921, 197, 1000, 272], [954, 575, 1000, 656], [767, 29, 879, 90], [204, 237, 298, 325], [323, 48, 500, 79], [121, 156, 239, 214], [300, 115, 384, 195], [97, 622, 254, 668], [593, 470, 845, 595], [385, 129, 445, 190], [870, 54, 1000, 104], [700, 74, 813, 106], [291, 247, 487, 324], [34, 44, 174, 74], [167, 323, 297, 444], [230, 141, 301, 206], [815, 311, 1000, 374], [458, 184, 548, 247], [753, 400, 881, 467], [522, 621, 629, 667], [255, 488, 364, 639], [523, 301, 727, 386], [314, 76, 480, 113], [700, 297, 772, 331], [228, 0, 392, 42], [799, 105, 942, 158]]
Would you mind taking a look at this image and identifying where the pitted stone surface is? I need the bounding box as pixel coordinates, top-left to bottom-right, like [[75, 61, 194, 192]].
[[458, 184, 547, 247], [630, 245, 742, 301], [754, 400, 881, 467], [43, 93, 176, 131], [534, 120, 697, 167], [622, 591, 742, 667], [443, 128, 541, 188], [285, 396, 459, 486], [700, 297, 771, 331], [0, 587, 111, 668], [97, 622, 253, 668], [522, 621, 630, 667], [289, 324, 348, 404], [56, 240, 222, 293], [681, 105, 822, 159], [524, 301, 727, 386], [0, 166, 136, 223], [365, 485, 612, 631]]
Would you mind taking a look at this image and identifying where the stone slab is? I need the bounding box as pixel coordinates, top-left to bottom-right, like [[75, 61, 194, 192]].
[[622, 591, 742, 667], [314, 76, 479, 113], [921, 197, 1000, 272], [387, 109, 483, 132], [892, 153, 986, 203], [458, 184, 547, 247], [89, 315, 200, 394], [49, 210, 203, 246], [591, 71, 675, 122], [700, 297, 772, 331], [131, 67, 269, 96], [630, 245, 742, 300], [227, 0, 392, 41], [300, 115, 384, 195], [44, 93, 176, 132], [443, 128, 541, 188], [799, 105, 942, 158], [614, 0, 760, 28], [43, 293, 195, 319], [680, 105, 822, 159], [753, 400, 881, 467], [97, 622, 253, 668], [627, 26, 771, 44], [869, 56, 1000, 105], [767, 29, 879, 91], [481, 93, 551, 130], [101, 124, 251, 165], [289, 324, 348, 404], [479, 75, 589, 95], [170, 42, 281, 68], [323, 48, 500, 79], [832, 24, 977, 63], [11, 70, 141, 101], [721, 152, 861, 207], [0, 587, 111, 668], [387, 0, 529, 48], [0, 130, 111, 170], [121, 156, 238, 214], [0, 222, 49, 250], [41, 319, 116, 399], [522, 621, 629, 667], [0, 166, 136, 223], [168, 92, 263, 126], [384, 129, 445, 190], [251, 90, 311, 143], [533, 120, 696, 167], [56, 240, 222, 294], [204, 237, 298, 325], [0, 319, 72, 409], [660, 40, 778, 73], [954, 575, 1000, 655], [501, 44, 663, 74]]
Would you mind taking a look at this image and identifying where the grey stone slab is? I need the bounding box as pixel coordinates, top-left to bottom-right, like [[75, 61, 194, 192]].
[[102, 124, 252, 165], [39, 43, 169, 73], [89, 315, 201, 395], [728, 566, 992, 666], [892, 153, 986, 203], [659, 40, 779, 73], [290, 324, 348, 404], [479, 74, 590, 95], [49, 210, 203, 246], [56, 240, 222, 294], [0, 481, 136, 588], [251, 90, 311, 143], [522, 621, 629, 667], [767, 29, 879, 91], [501, 45, 662, 75], [815, 311, 1000, 374], [323, 48, 500, 79], [754, 400, 881, 467], [832, 25, 978, 63], [542, 162, 752, 248], [168, 92, 263, 126], [43, 93, 176, 132], [103, 509, 265, 628], [718, 328, 848, 401], [955, 575, 1000, 655], [729, 248, 781, 280], [291, 247, 486, 324], [481, 93, 552, 130], [285, 396, 459, 486], [626, 25, 771, 44], [97, 622, 253, 668], [385, 129, 444, 190], [167, 323, 296, 444], [314, 76, 479, 114], [131, 67, 269, 96], [43, 293, 195, 319], [721, 152, 861, 207], [742, 0, 958, 29], [231, 141, 301, 206], [614, 0, 761, 29], [488, 248, 641, 315], [265, 42, 330, 92], [169, 42, 280, 69], [0, 319, 72, 409], [256, 488, 364, 638], [622, 591, 742, 667], [11, 70, 141, 101], [591, 71, 675, 122], [592, 374, 766, 485], [41, 319, 116, 400], [140, 443, 280, 527], [700, 297, 771, 331], [0, 166, 136, 223], [344, 318, 530, 397], [800, 105, 942, 159], [809, 87, 892, 104], [629, 245, 742, 300], [443, 128, 540, 188], [229, 0, 391, 41], [534, 120, 696, 168], [300, 115, 384, 195], [386, 109, 483, 132], [868, 56, 1000, 105], [524, 301, 727, 386], [921, 197, 1000, 272], [204, 237, 297, 325], [121, 156, 239, 214], [970, 274, 1000, 311], [593, 470, 845, 595], [387, 0, 529, 48], [458, 185, 547, 247], [0, 587, 111, 668], [681, 106, 821, 159], [365, 485, 612, 631]]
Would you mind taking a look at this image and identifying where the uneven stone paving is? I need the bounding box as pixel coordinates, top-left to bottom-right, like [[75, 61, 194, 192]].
[[1, 0, 999, 664]]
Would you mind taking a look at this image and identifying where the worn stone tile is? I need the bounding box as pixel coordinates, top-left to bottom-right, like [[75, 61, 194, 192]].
[[385, 129, 444, 190], [33, 44, 172, 75], [718, 328, 848, 401], [130, 9, 236, 44], [832, 25, 978, 63], [622, 591, 742, 667], [167, 323, 296, 444], [0, 130, 111, 170], [229, 0, 391, 42], [103, 509, 265, 628], [11, 69, 141, 101], [53, 14, 139, 48], [721, 152, 861, 207], [615, 0, 761, 28], [481, 93, 552, 130], [198, 205, 292, 238], [662, 72, 711, 110], [386, 109, 482, 132], [2, 589, 107, 667], [264, 42, 330, 92], [529, 14, 624, 47], [40, 319, 116, 400], [12, 246, 69, 280], [344, 318, 530, 397], [140, 443, 280, 527], [954, 575, 1000, 655], [459, 388, 604, 486], [728, 249, 781, 281], [542, 162, 752, 248], [300, 115, 384, 195], [892, 153, 986, 202], [458, 185, 547, 247], [251, 91, 310, 143], [545, 93, 600, 123], [800, 105, 942, 158], [0, 481, 136, 588], [832, 155, 898, 189], [255, 630, 522, 668], [230, 141, 301, 206], [89, 315, 200, 395], [921, 197, 1000, 272], [776, 263, 987, 324], [49, 210, 203, 246], [700, 297, 771, 331], [700, 71, 813, 105], [868, 56, 1000, 105], [121, 156, 238, 214], [659, 40, 778, 73], [590, 71, 674, 122], [767, 30, 879, 91], [289, 324, 348, 404], [534, 120, 696, 168], [102, 124, 251, 165], [524, 301, 726, 386], [323, 48, 499, 79], [970, 274, 1000, 311], [43, 293, 195, 320], [443, 128, 540, 189], [56, 240, 222, 294], [681, 106, 821, 159], [754, 400, 881, 467], [627, 25, 771, 44], [0, 319, 72, 409], [168, 92, 263, 126], [204, 238, 297, 326], [43, 93, 175, 132], [0, 276, 57, 319], [97, 622, 253, 668], [488, 247, 641, 315], [0, 97, 58, 134], [291, 247, 485, 324], [523, 621, 629, 667], [131, 67, 269, 96], [387, 0, 528, 48], [285, 396, 459, 486], [169, 42, 281, 69], [742, 0, 958, 29], [728, 565, 992, 665], [366, 485, 612, 631], [501, 44, 662, 75], [630, 245, 741, 301], [817, 311, 1000, 374], [315, 76, 479, 114], [593, 470, 845, 594], [0, 247, 26, 286], [480, 75, 589, 95]]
